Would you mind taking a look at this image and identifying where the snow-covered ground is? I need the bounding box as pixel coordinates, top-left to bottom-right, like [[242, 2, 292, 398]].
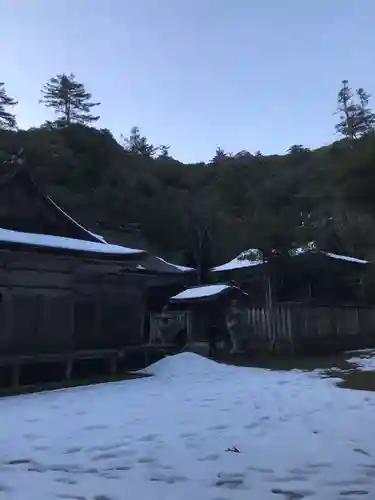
[[1, 353, 375, 500], [347, 348, 375, 372]]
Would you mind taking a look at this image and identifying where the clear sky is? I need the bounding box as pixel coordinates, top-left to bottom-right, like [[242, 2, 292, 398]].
[[1, 0, 375, 162]]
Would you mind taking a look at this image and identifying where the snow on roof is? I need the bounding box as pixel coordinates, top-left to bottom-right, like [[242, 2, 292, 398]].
[[87, 231, 107, 243], [0, 227, 143, 256], [170, 284, 230, 301], [322, 252, 369, 265], [156, 257, 195, 272], [211, 249, 264, 272], [212, 246, 369, 272]]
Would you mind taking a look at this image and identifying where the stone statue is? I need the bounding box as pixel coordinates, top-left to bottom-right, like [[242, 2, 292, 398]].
[[225, 299, 243, 354]]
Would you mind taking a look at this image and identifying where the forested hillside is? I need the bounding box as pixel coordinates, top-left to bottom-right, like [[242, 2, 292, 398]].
[[1, 75, 375, 270]]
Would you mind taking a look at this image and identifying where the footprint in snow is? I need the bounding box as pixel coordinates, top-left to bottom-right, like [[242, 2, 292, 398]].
[[307, 462, 331, 469], [138, 434, 159, 442], [271, 487, 315, 499], [84, 424, 108, 431], [210, 424, 229, 431], [270, 475, 310, 483], [354, 448, 371, 457], [180, 432, 196, 438], [198, 454, 220, 462], [6, 458, 34, 466], [64, 447, 82, 455], [92, 451, 127, 461], [244, 422, 260, 429], [289, 467, 320, 476], [55, 477, 78, 485], [56, 495, 87, 500], [138, 456, 157, 464], [216, 472, 245, 490], [32, 445, 51, 451], [325, 479, 369, 487], [89, 442, 127, 453], [247, 465, 274, 473], [339, 491, 369, 497], [150, 473, 187, 484], [24, 433, 44, 440]]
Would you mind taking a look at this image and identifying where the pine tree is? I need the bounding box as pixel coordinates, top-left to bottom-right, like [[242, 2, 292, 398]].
[[335, 80, 375, 140], [40, 73, 100, 126], [157, 145, 171, 158], [287, 145, 310, 155], [355, 88, 375, 136], [0, 83, 18, 129], [123, 126, 157, 158], [335, 80, 358, 140], [211, 147, 231, 163]]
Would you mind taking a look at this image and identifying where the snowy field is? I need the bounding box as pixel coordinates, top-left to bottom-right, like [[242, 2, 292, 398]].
[[1, 353, 375, 500]]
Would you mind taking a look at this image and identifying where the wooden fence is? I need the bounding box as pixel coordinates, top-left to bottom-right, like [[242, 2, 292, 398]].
[[150, 303, 375, 354], [243, 303, 375, 353]]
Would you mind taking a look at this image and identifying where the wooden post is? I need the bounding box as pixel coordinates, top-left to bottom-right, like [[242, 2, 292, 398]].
[[265, 273, 273, 309], [307, 281, 313, 301], [12, 362, 20, 389], [65, 358, 73, 380], [286, 306, 294, 354], [95, 293, 101, 343], [109, 354, 117, 376], [356, 307, 360, 335], [144, 349, 150, 368]]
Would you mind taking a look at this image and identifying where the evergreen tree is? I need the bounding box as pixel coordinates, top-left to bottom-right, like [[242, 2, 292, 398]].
[[123, 126, 157, 158], [40, 73, 100, 126], [287, 145, 310, 154], [211, 147, 231, 163], [355, 88, 375, 136], [0, 83, 18, 129], [157, 144, 171, 158], [335, 80, 374, 140], [335, 80, 358, 140], [234, 150, 253, 159]]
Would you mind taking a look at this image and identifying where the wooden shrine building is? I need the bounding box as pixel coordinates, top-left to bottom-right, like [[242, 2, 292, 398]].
[[0, 158, 194, 366]]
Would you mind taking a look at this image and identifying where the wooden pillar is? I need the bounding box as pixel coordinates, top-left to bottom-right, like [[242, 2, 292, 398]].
[[307, 281, 313, 302], [65, 358, 73, 380], [109, 354, 117, 376], [286, 306, 294, 354], [356, 307, 360, 335], [95, 292, 101, 343], [265, 273, 273, 309], [12, 362, 20, 389], [140, 290, 148, 344], [5, 291, 13, 353]]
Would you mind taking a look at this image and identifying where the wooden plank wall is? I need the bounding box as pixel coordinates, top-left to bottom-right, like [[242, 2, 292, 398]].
[[0, 249, 147, 355]]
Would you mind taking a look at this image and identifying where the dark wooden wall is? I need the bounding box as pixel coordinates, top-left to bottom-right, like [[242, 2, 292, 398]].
[[0, 248, 148, 355]]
